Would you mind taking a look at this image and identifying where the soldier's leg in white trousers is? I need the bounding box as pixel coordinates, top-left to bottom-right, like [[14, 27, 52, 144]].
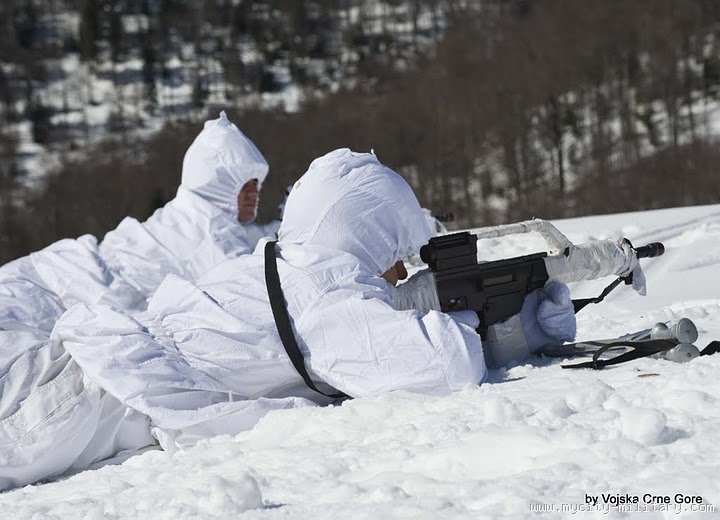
[[0, 337, 155, 490]]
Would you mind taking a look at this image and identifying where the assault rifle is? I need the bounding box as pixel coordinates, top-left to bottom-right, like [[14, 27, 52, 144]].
[[419, 220, 664, 340]]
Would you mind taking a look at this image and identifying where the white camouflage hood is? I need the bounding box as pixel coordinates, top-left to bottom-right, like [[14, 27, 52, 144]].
[[279, 148, 433, 275], [180, 111, 269, 219]]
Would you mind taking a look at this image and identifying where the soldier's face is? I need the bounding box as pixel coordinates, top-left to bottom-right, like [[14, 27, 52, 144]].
[[381, 260, 408, 286], [237, 179, 260, 223]]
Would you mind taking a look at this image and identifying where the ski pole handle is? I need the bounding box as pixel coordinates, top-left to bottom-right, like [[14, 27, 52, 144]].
[[634, 242, 664, 259], [659, 343, 700, 363], [651, 318, 698, 344]]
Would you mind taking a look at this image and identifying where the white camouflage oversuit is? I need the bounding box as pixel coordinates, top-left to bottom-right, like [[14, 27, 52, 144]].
[[0, 111, 274, 336], [0, 148, 489, 489], [0, 113, 279, 489]]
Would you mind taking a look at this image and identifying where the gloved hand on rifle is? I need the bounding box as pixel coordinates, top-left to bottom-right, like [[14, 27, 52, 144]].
[[390, 269, 481, 334], [393, 271, 576, 368], [391, 268, 439, 313], [519, 281, 577, 353], [618, 239, 647, 296], [482, 281, 576, 368]]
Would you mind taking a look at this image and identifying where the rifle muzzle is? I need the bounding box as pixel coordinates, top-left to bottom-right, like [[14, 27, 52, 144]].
[[634, 242, 665, 259]]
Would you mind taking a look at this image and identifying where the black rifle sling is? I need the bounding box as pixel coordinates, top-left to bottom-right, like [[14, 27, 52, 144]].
[[264, 241, 347, 399], [561, 339, 677, 370], [701, 341, 720, 356], [572, 276, 626, 314]]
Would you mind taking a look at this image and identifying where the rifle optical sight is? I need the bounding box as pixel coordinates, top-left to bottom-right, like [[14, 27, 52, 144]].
[[634, 242, 665, 259], [420, 232, 478, 271]]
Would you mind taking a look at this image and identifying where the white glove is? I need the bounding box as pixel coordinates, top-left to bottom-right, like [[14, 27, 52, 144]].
[[391, 268, 440, 313], [520, 281, 577, 353], [619, 240, 647, 296], [482, 282, 577, 368]]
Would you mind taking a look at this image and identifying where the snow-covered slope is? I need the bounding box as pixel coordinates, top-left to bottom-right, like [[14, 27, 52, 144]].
[[2, 204, 720, 518]]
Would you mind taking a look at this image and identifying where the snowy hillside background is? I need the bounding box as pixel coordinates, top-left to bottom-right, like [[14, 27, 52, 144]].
[[1, 204, 719, 519], [2, 1, 720, 264]]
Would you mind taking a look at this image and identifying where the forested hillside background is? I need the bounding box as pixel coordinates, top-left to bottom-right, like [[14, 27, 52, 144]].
[[1, 0, 720, 263]]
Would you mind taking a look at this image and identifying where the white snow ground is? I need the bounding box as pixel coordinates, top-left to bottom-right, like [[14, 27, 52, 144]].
[[2, 204, 720, 519]]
